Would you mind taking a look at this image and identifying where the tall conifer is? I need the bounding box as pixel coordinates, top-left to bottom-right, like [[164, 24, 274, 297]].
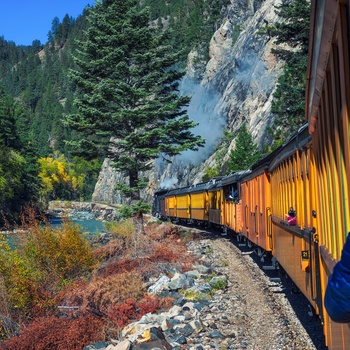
[[227, 123, 261, 173], [266, 0, 310, 147], [64, 0, 204, 214]]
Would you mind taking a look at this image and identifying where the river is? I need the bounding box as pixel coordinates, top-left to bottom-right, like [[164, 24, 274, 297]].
[[49, 217, 106, 235]]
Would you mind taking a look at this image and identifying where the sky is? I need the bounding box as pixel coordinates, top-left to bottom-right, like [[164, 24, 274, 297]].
[[0, 0, 96, 46]]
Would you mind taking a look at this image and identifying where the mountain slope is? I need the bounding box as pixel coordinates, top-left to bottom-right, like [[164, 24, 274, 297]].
[[92, 0, 284, 202]]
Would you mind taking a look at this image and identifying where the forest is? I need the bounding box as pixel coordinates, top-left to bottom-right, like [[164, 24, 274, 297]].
[[0, 0, 309, 224]]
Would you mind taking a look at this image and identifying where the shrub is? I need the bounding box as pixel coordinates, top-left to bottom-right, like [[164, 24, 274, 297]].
[[80, 272, 145, 315], [210, 279, 228, 291], [104, 219, 134, 240], [2, 315, 104, 350], [0, 219, 97, 324], [108, 298, 138, 328], [108, 295, 174, 329]]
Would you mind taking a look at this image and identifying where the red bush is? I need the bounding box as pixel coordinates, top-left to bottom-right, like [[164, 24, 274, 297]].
[[107, 295, 174, 329], [138, 295, 161, 314], [108, 298, 138, 328], [2, 315, 104, 350]]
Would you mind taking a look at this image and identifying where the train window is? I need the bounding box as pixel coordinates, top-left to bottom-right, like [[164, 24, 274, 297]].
[[233, 183, 239, 202], [224, 183, 239, 202]]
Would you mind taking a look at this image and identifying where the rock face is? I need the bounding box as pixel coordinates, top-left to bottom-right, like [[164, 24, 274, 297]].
[[92, 158, 124, 204], [92, 0, 284, 203]]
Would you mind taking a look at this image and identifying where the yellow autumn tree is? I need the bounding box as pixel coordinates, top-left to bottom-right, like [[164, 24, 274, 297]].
[[38, 152, 84, 201]]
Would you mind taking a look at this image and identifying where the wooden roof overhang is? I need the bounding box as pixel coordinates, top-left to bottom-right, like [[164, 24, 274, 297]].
[[305, 0, 339, 134], [268, 123, 312, 173]]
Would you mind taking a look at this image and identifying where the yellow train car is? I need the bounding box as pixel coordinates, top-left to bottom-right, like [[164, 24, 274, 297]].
[[188, 182, 209, 223], [164, 188, 177, 219], [207, 179, 224, 226], [164, 187, 191, 222], [175, 188, 191, 221], [221, 172, 246, 233], [306, 0, 350, 348], [240, 156, 275, 252], [269, 125, 322, 313]]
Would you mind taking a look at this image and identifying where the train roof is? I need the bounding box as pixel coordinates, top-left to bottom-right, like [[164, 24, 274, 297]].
[[164, 186, 190, 197], [206, 178, 223, 192], [188, 181, 214, 194], [268, 123, 311, 172], [153, 189, 170, 197], [221, 170, 251, 186]]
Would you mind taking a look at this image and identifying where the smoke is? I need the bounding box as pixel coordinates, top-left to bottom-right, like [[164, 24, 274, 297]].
[[159, 177, 178, 189], [177, 76, 226, 164], [155, 76, 226, 190]]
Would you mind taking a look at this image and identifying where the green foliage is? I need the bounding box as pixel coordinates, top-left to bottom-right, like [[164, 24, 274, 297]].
[[118, 201, 151, 219], [0, 0, 232, 217], [142, 0, 231, 62], [205, 246, 214, 254], [220, 259, 229, 266], [227, 123, 261, 173], [64, 0, 204, 207], [264, 0, 310, 147], [178, 229, 195, 242], [202, 128, 234, 181], [115, 177, 148, 199], [270, 0, 310, 58], [0, 7, 92, 162], [268, 59, 307, 146], [182, 289, 210, 301], [0, 86, 39, 223], [104, 218, 135, 239], [210, 279, 228, 291], [202, 166, 220, 182]]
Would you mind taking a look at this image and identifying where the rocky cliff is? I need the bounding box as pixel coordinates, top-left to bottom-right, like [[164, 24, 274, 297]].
[[92, 0, 284, 204]]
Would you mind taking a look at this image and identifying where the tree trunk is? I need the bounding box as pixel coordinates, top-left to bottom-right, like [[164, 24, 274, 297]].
[[129, 170, 145, 234], [129, 169, 140, 201], [133, 211, 145, 235]]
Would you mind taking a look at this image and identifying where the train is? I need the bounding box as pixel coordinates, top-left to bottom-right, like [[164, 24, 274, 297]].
[[153, 0, 350, 349]]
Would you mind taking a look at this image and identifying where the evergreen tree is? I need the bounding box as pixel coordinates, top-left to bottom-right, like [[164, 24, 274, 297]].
[[63, 0, 204, 220], [0, 86, 39, 223], [0, 85, 19, 149], [265, 0, 310, 147], [227, 123, 261, 173]]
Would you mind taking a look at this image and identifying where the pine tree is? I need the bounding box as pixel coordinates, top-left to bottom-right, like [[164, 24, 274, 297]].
[[227, 123, 261, 173], [265, 0, 310, 147], [63, 0, 204, 221]]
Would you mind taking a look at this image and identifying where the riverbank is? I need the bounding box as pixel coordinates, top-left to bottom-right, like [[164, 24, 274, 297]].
[[47, 201, 121, 222]]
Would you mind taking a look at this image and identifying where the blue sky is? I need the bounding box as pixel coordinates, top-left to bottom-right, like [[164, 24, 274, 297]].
[[0, 0, 96, 46]]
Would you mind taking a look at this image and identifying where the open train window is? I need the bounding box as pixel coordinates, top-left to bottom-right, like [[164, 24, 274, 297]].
[[224, 182, 239, 202]]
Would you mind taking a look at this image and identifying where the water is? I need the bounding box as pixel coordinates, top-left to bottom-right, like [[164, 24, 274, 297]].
[[49, 217, 106, 235], [1, 213, 107, 249]]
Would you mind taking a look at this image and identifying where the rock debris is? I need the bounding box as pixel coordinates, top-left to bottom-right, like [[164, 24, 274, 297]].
[[86, 232, 326, 350]]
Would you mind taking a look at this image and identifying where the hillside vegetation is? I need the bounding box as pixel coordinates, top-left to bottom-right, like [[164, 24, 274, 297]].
[[0, 0, 309, 221]]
